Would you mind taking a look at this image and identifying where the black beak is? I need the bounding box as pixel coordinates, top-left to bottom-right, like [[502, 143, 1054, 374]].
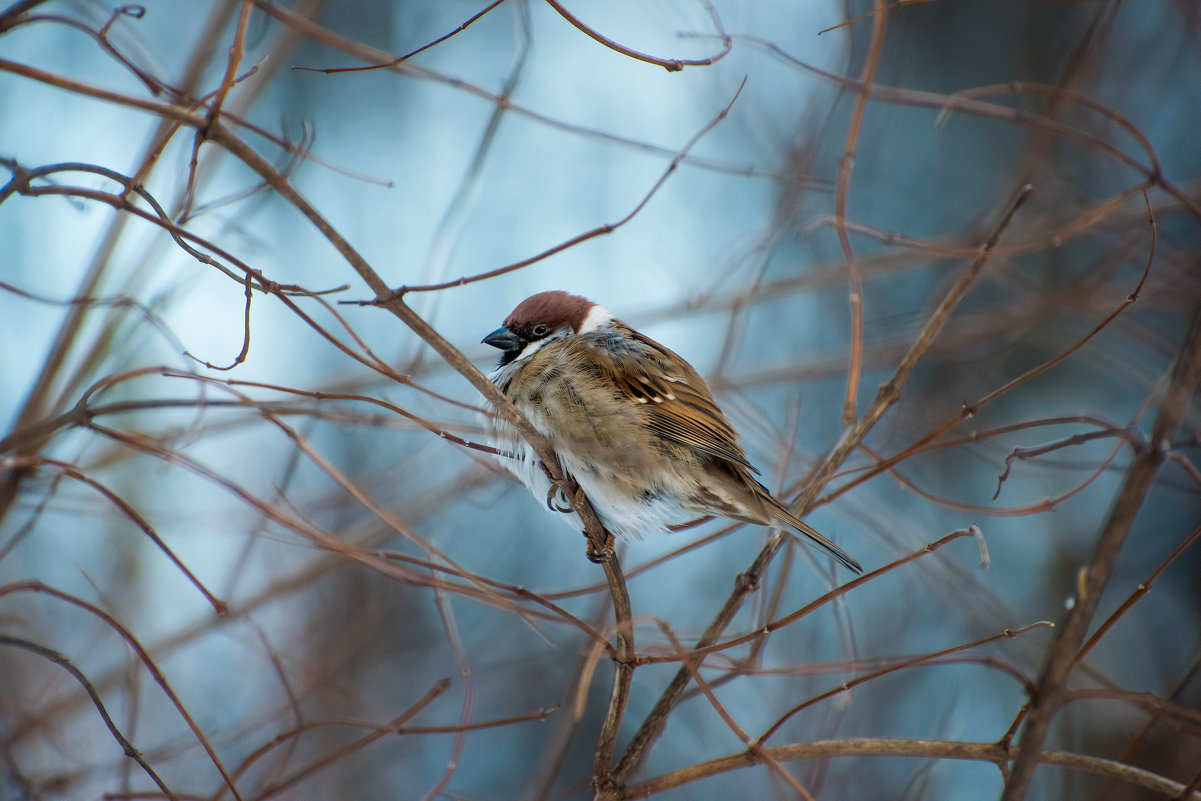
[[482, 327, 521, 352]]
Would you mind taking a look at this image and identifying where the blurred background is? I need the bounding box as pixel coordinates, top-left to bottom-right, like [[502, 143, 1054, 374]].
[[1, 1, 1199, 799]]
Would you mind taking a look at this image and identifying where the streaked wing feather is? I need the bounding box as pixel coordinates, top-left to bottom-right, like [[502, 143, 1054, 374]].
[[589, 328, 758, 472]]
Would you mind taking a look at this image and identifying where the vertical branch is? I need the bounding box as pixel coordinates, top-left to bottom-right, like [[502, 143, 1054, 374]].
[[0, 0, 242, 529], [835, 0, 888, 425], [381, 295, 634, 789], [1001, 305, 1201, 801], [612, 182, 1030, 786]]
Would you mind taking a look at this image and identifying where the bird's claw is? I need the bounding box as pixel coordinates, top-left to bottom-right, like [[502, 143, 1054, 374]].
[[545, 484, 573, 513], [585, 531, 615, 564]]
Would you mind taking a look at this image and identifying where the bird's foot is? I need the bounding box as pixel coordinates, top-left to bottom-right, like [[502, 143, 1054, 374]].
[[585, 530, 615, 564], [545, 483, 573, 513]]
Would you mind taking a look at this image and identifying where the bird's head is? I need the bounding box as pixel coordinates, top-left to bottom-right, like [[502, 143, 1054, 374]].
[[482, 290, 614, 367]]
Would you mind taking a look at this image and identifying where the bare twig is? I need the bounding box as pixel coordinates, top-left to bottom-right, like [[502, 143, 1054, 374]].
[[833, 0, 888, 425], [543, 0, 730, 73], [0, 634, 182, 801], [612, 182, 1031, 785], [295, 0, 509, 74], [1002, 305, 1201, 801], [389, 79, 746, 296], [617, 737, 1199, 800]]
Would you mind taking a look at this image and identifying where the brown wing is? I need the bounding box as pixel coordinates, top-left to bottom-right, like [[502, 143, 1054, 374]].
[[584, 326, 759, 473]]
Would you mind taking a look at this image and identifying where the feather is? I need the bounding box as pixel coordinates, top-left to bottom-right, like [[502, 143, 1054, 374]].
[[484, 292, 862, 574], [585, 326, 758, 471]]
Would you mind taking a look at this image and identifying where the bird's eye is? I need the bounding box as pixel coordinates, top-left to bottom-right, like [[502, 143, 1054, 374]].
[[531, 324, 549, 337]]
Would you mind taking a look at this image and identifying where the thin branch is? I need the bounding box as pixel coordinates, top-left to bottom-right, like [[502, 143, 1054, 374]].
[[613, 738, 1199, 800], [543, 0, 729, 73], [388, 79, 746, 295], [1069, 523, 1201, 676], [757, 622, 1052, 745], [0, 634, 180, 800], [1002, 305, 1201, 801], [0, 582, 244, 799], [612, 182, 1030, 784], [834, 0, 887, 425], [296, 0, 509, 74], [658, 622, 816, 800], [3, 457, 226, 613], [249, 679, 450, 800]]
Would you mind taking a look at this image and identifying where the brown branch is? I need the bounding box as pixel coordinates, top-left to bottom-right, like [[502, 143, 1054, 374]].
[[1002, 304, 1201, 801], [612, 181, 1030, 785], [0, 634, 182, 801], [296, 0, 509, 74], [179, 0, 252, 219], [820, 188, 1152, 508], [390, 79, 745, 296], [1072, 524, 1201, 667], [248, 679, 450, 801], [634, 528, 977, 666], [757, 622, 1052, 745], [657, 622, 816, 800], [614, 738, 1198, 800], [543, 0, 729, 73], [227, 703, 556, 789], [834, 0, 888, 425], [4, 457, 226, 613], [0, 582, 244, 799], [8, 7, 167, 95]]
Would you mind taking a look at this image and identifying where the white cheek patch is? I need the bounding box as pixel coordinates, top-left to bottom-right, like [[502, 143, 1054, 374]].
[[514, 337, 550, 363], [578, 304, 614, 333], [513, 329, 568, 363]]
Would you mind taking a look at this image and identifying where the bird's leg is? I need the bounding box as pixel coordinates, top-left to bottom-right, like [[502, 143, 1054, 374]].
[[577, 485, 615, 563], [536, 460, 614, 562], [585, 528, 615, 563], [545, 483, 573, 513]]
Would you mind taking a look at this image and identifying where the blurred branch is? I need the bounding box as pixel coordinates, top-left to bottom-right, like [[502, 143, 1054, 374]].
[[657, 622, 815, 800], [247, 679, 450, 800], [250, 0, 762, 177], [820, 188, 1152, 508], [757, 621, 1052, 745], [612, 183, 1030, 786], [0, 634, 182, 801], [1002, 305, 1201, 801], [0, 581, 244, 797], [620, 737, 1200, 800], [833, 0, 887, 425], [634, 528, 976, 666], [296, 0, 508, 74], [391, 79, 745, 295], [226, 701, 556, 791], [543, 0, 730, 72], [0, 0, 53, 33], [3, 458, 225, 612]]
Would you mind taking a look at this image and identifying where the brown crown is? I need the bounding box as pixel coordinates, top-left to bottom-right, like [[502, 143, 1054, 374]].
[[504, 290, 594, 334]]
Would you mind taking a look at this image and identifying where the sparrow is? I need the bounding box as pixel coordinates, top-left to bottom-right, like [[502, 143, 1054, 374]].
[[481, 290, 861, 573]]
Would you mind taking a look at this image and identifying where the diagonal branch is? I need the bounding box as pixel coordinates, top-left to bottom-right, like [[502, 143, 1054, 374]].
[[1001, 304, 1201, 801], [611, 183, 1032, 785], [192, 112, 638, 790]]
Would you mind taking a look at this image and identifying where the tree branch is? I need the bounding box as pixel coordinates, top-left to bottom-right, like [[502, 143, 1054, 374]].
[[1002, 304, 1201, 801]]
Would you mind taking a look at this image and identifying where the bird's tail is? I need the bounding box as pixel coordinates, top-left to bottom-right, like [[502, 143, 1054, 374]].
[[770, 503, 862, 574]]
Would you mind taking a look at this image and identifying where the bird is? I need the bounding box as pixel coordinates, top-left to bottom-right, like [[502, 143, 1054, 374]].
[[481, 290, 861, 573]]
